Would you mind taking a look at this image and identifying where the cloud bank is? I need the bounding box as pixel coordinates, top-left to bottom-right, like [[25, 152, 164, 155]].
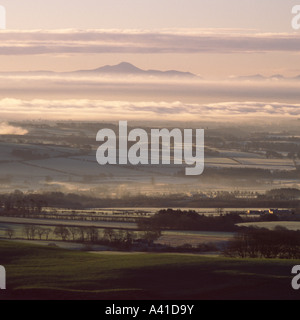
[[0, 98, 299, 121], [0, 73, 299, 104], [0, 29, 300, 55], [0, 122, 28, 135]]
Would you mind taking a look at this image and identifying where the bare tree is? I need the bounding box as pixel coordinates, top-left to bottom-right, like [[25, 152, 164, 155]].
[[69, 227, 80, 241], [36, 227, 47, 240], [142, 230, 161, 245], [86, 227, 99, 243], [54, 226, 70, 241], [5, 227, 15, 239], [77, 226, 88, 242], [23, 225, 37, 240], [103, 229, 116, 242], [44, 228, 52, 240]]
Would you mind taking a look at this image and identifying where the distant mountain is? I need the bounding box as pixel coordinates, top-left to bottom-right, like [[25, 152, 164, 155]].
[[2, 63, 299, 81], [73, 62, 197, 78], [77, 62, 144, 74], [0, 62, 197, 78]]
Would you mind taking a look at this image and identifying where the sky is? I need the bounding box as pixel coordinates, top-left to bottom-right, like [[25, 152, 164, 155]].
[[1, 0, 297, 31], [0, 0, 299, 122], [0, 0, 299, 77]]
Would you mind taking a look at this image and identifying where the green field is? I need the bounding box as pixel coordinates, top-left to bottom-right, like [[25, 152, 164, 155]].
[[0, 240, 299, 300]]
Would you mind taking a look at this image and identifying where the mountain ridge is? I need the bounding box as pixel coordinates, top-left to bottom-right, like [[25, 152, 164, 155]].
[[73, 62, 197, 78], [0, 63, 299, 81], [0, 62, 197, 78]]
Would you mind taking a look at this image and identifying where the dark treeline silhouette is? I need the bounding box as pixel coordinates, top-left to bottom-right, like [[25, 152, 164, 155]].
[[138, 209, 244, 232], [223, 227, 300, 259], [265, 188, 300, 200], [19, 225, 136, 250], [1, 189, 300, 212], [0, 190, 48, 214], [14, 225, 163, 251]]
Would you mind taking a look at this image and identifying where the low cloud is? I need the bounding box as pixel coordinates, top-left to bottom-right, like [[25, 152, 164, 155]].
[[0, 98, 300, 122], [0, 122, 28, 135], [0, 74, 300, 104], [0, 29, 299, 55]]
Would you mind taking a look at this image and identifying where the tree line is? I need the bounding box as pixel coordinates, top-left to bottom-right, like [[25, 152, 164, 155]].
[[223, 227, 300, 259], [2, 225, 161, 250], [1, 189, 300, 211], [138, 209, 243, 232]]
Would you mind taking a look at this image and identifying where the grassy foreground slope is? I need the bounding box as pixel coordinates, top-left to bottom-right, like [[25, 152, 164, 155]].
[[0, 241, 299, 300]]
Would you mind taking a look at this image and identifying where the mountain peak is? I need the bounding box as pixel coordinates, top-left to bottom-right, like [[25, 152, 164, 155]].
[[93, 62, 144, 74], [75, 62, 196, 78], [117, 62, 137, 68]]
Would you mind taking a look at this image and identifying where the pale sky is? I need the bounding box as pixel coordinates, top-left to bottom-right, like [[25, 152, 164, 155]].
[[0, 0, 299, 77], [1, 0, 297, 31]]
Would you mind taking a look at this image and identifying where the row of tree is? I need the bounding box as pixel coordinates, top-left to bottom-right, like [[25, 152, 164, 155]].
[[223, 227, 300, 259], [0, 190, 47, 214], [1, 189, 300, 212], [3, 225, 161, 250]]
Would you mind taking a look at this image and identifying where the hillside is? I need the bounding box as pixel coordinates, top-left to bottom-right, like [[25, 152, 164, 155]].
[[0, 241, 299, 300]]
